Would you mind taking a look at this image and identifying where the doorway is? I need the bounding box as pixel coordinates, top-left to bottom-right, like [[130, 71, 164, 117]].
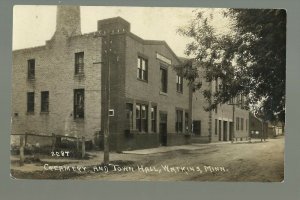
[[219, 120, 222, 141], [229, 122, 233, 141], [223, 121, 228, 141], [159, 112, 168, 146]]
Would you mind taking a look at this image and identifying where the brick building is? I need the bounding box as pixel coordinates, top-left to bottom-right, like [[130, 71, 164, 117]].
[[192, 66, 250, 143], [12, 6, 249, 151]]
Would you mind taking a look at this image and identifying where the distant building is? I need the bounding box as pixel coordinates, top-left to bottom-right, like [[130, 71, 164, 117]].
[[192, 67, 250, 143], [249, 114, 284, 139], [12, 6, 250, 151]]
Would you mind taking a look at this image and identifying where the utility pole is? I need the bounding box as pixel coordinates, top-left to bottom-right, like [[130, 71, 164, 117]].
[[103, 34, 111, 164], [232, 103, 235, 141], [228, 99, 238, 142]]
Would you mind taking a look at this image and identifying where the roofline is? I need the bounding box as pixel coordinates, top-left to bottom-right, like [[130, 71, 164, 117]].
[[126, 32, 182, 64], [13, 45, 46, 54], [13, 30, 183, 65]]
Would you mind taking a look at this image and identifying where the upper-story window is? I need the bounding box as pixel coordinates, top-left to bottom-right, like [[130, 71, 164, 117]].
[[176, 74, 183, 93], [41, 91, 49, 113], [27, 59, 35, 79], [75, 52, 84, 75], [160, 66, 168, 93], [137, 57, 148, 81]]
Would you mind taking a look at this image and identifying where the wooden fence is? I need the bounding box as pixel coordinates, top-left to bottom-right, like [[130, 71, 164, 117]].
[[11, 133, 86, 166]]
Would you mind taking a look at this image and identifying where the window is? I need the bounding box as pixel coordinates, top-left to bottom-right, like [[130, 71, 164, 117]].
[[137, 57, 148, 81], [185, 112, 189, 132], [241, 96, 245, 108], [74, 89, 84, 119], [27, 92, 34, 113], [215, 119, 218, 135], [193, 120, 201, 135], [236, 117, 239, 130], [176, 74, 183, 93], [151, 106, 157, 132], [136, 103, 148, 132], [41, 91, 49, 112], [136, 104, 141, 130], [75, 52, 84, 75], [27, 59, 35, 79], [241, 118, 244, 130], [160, 66, 168, 93], [126, 103, 133, 129], [175, 110, 183, 133]]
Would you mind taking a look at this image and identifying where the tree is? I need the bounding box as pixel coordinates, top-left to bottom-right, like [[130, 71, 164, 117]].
[[177, 9, 286, 123]]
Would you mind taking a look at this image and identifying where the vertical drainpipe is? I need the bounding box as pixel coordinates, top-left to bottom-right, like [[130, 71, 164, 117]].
[[208, 81, 212, 142]]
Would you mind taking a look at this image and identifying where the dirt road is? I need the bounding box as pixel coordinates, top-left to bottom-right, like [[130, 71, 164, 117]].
[[11, 136, 284, 182]]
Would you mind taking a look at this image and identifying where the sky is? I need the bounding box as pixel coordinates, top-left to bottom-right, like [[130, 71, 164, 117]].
[[13, 5, 229, 58]]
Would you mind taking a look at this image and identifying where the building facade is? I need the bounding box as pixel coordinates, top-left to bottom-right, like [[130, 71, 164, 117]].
[[12, 6, 249, 151], [192, 67, 250, 143], [12, 6, 102, 146], [98, 17, 192, 150]]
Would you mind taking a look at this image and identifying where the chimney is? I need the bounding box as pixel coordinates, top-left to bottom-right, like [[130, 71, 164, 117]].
[[54, 5, 81, 38], [97, 17, 130, 33]]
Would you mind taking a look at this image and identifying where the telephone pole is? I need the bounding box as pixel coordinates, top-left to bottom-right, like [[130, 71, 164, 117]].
[[103, 34, 111, 164]]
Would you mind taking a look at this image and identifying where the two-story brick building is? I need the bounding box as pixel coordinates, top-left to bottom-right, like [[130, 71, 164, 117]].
[[98, 17, 192, 150], [12, 6, 193, 151], [12, 6, 249, 151]]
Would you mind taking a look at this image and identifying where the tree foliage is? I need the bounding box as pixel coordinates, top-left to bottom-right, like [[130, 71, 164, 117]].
[[177, 9, 286, 123]]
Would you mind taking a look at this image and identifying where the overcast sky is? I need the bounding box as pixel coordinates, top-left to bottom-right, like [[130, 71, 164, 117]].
[[13, 6, 228, 58]]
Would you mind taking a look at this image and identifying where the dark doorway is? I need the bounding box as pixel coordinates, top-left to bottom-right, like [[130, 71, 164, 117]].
[[219, 120, 222, 141], [193, 120, 201, 135], [223, 121, 228, 141], [229, 122, 233, 141], [159, 112, 168, 146]]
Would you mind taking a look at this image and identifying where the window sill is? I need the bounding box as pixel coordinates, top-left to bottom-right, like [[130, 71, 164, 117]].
[[125, 130, 157, 135], [137, 78, 148, 83], [74, 74, 85, 79], [27, 78, 35, 81], [159, 91, 168, 96], [40, 112, 49, 115], [26, 112, 35, 115], [73, 118, 84, 122]]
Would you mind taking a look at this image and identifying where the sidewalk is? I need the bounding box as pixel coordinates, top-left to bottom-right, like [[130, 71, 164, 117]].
[[122, 138, 265, 155]]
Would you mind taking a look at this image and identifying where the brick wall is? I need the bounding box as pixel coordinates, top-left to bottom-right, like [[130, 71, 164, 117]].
[[125, 34, 190, 132], [123, 34, 191, 148], [12, 33, 102, 145]]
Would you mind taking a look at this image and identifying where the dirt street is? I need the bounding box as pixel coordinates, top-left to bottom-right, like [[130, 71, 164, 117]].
[[11, 136, 284, 182]]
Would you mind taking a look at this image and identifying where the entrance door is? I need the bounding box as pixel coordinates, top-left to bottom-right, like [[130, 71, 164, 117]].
[[159, 112, 168, 146], [229, 122, 233, 141], [219, 120, 222, 141], [223, 121, 228, 141]]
